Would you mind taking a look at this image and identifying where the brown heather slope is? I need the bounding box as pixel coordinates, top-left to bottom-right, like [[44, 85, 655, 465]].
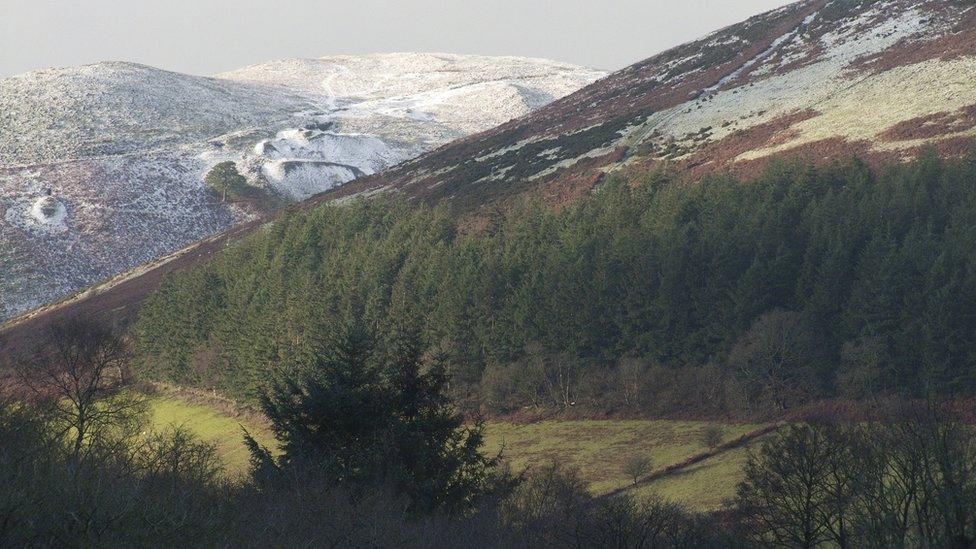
[[5, 0, 976, 350]]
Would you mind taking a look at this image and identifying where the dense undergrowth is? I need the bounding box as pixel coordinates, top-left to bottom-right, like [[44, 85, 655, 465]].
[[136, 152, 976, 417], [0, 399, 727, 547], [2, 321, 728, 548]]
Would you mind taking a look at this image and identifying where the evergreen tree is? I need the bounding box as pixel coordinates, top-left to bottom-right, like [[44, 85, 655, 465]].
[[134, 153, 976, 415], [245, 327, 506, 515]]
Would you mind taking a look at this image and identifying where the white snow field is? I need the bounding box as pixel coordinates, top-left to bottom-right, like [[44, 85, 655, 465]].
[[0, 54, 603, 319]]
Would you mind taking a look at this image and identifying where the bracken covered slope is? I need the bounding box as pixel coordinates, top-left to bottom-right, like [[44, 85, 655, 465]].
[[3, 0, 976, 346]]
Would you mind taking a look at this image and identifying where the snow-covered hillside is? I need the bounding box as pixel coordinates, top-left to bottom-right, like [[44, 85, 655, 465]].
[[0, 54, 603, 319], [314, 0, 976, 214], [220, 53, 596, 138], [625, 0, 976, 170]]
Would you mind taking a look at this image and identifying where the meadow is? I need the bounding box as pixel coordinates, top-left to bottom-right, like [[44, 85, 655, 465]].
[[483, 420, 759, 510], [148, 389, 276, 477], [148, 389, 762, 510]]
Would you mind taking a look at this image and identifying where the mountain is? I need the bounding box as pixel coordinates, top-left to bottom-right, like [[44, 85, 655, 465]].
[[316, 0, 976, 211], [4, 0, 976, 342], [0, 54, 603, 319]]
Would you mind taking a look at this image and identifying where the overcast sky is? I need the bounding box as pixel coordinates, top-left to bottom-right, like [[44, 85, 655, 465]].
[[1, 0, 794, 78]]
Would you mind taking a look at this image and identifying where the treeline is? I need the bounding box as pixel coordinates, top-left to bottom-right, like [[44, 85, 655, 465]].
[[135, 152, 976, 415], [1, 319, 726, 547], [6, 319, 976, 547]]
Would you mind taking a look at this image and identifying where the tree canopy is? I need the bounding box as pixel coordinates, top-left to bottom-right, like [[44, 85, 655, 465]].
[[136, 152, 976, 415]]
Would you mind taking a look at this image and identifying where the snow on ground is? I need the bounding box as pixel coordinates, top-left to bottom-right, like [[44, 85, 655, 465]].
[[738, 56, 976, 160], [0, 151, 245, 319], [219, 53, 605, 184], [251, 129, 413, 199], [0, 62, 314, 166], [0, 54, 603, 320], [623, 2, 961, 162], [261, 161, 362, 200], [219, 53, 599, 103]]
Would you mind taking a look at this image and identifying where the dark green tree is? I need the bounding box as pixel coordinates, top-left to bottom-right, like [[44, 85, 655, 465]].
[[245, 327, 507, 514], [205, 161, 249, 202]]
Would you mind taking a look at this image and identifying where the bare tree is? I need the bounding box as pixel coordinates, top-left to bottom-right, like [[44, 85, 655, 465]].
[[613, 358, 647, 411], [533, 350, 583, 409], [728, 309, 824, 413], [734, 424, 835, 547], [623, 455, 652, 486], [16, 318, 146, 460]]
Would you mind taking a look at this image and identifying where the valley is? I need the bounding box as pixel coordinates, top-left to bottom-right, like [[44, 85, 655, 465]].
[[5, 0, 976, 545], [6, 0, 976, 344]]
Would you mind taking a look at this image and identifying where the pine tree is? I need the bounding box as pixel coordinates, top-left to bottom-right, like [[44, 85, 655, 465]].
[[245, 326, 507, 514]]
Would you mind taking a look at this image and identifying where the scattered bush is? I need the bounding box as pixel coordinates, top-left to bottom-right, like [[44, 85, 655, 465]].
[[497, 462, 726, 547]]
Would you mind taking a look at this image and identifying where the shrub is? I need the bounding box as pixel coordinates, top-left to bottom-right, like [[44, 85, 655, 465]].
[[623, 455, 653, 485], [499, 462, 725, 547], [0, 397, 226, 547], [701, 425, 724, 449]]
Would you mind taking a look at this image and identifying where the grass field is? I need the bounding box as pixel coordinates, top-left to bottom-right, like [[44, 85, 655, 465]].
[[147, 393, 762, 510], [148, 393, 276, 478], [483, 420, 759, 510]]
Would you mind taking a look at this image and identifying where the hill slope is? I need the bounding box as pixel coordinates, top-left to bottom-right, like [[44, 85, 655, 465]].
[[318, 0, 976, 211], [0, 54, 602, 319], [4, 0, 976, 345]]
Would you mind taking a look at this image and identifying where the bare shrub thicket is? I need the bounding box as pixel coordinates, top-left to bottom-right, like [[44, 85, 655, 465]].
[[15, 318, 147, 460], [735, 407, 976, 547]]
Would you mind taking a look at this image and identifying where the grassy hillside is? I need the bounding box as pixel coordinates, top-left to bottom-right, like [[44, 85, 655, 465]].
[[148, 393, 760, 510], [632, 444, 752, 510], [148, 391, 276, 477], [483, 420, 759, 510]]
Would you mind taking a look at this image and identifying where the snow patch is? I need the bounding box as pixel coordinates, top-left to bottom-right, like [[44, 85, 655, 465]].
[[30, 196, 67, 225], [261, 160, 361, 200], [5, 195, 68, 234]]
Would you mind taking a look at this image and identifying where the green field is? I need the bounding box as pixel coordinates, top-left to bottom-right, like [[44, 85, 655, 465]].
[[148, 394, 761, 510], [483, 420, 758, 510], [148, 393, 276, 478]]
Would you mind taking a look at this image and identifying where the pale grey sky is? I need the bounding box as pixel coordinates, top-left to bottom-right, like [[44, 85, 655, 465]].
[[0, 0, 794, 78]]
